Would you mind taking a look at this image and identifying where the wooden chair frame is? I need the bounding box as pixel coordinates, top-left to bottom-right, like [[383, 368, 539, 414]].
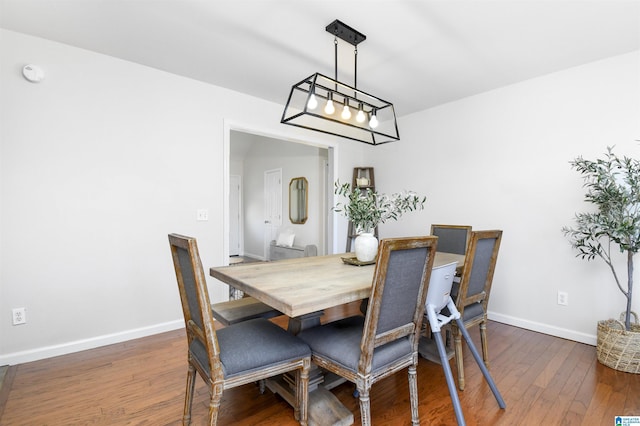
[[451, 229, 502, 390], [169, 234, 310, 425], [308, 236, 437, 426]]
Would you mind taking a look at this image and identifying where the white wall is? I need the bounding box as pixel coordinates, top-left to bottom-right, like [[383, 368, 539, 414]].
[[368, 51, 640, 344], [0, 29, 365, 364]]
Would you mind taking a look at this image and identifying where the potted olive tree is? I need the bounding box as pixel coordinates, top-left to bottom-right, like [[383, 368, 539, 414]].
[[562, 146, 640, 373]]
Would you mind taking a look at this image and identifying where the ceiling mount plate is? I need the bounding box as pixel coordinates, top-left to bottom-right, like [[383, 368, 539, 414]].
[[325, 20, 366, 46]]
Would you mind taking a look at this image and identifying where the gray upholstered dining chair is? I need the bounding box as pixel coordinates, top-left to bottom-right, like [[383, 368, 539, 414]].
[[298, 236, 437, 426], [450, 229, 502, 391], [430, 224, 472, 255], [168, 233, 311, 425]]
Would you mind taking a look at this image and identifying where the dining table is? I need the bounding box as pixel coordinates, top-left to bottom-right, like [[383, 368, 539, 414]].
[[209, 251, 464, 426], [210, 252, 463, 330]]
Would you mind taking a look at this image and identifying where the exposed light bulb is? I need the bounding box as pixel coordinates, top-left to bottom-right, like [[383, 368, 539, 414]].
[[369, 113, 379, 129], [324, 99, 335, 115], [356, 108, 366, 123], [341, 105, 352, 120], [307, 93, 318, 110]]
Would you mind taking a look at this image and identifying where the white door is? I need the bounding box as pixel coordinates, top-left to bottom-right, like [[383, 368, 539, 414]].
[[264, 169, 282, 259], [229, 175, 241, 256]]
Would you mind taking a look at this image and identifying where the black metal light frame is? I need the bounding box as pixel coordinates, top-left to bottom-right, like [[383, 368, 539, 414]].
[[281, 20, 400, 146]]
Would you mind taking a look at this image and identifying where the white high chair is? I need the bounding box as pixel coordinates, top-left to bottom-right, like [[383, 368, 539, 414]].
[[424, 261, 506, 425]]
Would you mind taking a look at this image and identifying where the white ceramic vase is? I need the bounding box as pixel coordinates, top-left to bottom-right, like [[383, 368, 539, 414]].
[[355, 232, 378, 262]]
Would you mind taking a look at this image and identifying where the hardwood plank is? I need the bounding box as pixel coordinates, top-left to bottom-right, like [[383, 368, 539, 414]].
[[602, 390, 627, 425], [2, 320, 640, 425], [0, 366, 16, 421], [513, 339, 578, 424], [582, 382, 614, 424], [538, 342, 593, 424], [625, 366, 640, 415]]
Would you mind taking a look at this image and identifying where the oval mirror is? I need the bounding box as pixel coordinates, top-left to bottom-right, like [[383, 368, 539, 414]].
[[289, 177, 308, 224]]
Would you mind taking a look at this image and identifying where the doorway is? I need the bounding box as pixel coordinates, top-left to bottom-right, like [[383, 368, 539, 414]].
[[226, 125, 336, 263]]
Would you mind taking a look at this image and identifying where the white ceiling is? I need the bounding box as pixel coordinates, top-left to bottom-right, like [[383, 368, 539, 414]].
[[1, 0, 639, 117]]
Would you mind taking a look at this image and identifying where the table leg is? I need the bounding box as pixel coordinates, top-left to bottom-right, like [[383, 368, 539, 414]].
[[287, 311, 323, 335], [266, 376, 354, 426], [268, 311, 354, 425]]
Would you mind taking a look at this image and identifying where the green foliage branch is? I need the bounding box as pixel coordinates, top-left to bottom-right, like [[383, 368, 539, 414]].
[[333, 181, 426, 234]]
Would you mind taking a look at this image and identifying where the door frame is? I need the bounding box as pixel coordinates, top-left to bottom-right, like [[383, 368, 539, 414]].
[[229, 174, 242, 256], [222, 119, 338, 264]]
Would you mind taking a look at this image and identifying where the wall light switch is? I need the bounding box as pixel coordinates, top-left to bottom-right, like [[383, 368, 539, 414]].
[[196, 209, 209, 221]]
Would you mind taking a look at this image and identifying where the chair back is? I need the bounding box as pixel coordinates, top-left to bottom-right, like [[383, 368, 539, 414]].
[[430, 224, 472, 255], [168, 234, 222, 382], [359, 236, 437, 371], [455, 230, 502, 319]]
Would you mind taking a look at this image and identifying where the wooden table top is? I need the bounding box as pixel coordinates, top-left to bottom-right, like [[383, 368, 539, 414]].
[[210, 252, 464, 318]]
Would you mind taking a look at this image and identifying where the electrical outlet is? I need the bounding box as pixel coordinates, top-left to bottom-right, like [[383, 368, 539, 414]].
[[557, 291, 568, 306], [12, 307, 26, 325]]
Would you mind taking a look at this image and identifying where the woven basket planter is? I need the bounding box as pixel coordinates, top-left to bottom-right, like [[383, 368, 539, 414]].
[[596, 312, 640, 374]]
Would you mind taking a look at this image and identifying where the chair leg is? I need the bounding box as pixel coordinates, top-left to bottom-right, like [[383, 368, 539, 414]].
[[480, 321, 489, 367], [295, 360, 310, 425], [208, 383, 224, 426], [183, 364, 197, 426], [293, 370, 301, 423], [357, 386, 372, 426], [408, 364, 420, 425], [453, 327, 465, 391]]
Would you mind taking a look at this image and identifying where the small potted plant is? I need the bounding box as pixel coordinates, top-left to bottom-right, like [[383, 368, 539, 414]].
[[333, 181, 426, 262], [562, 146, 640, 373]]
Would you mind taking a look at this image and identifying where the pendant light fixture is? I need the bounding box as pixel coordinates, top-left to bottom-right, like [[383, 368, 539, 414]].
[[281, 20, 399, 145]]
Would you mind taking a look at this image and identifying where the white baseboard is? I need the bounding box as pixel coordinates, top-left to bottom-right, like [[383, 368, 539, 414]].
[[243, 251, 266, 261], [0, 319, 184, 366], [489, 311, 596, 346]]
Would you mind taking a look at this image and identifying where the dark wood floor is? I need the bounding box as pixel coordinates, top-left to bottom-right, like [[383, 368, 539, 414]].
[[1, 303, 639, 425]]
